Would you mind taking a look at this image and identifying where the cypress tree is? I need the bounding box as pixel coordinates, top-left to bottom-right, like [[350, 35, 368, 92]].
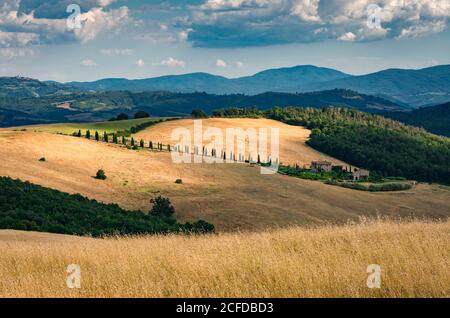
[[95, 131, 99, 141], [77, 129, 82, 137], [86, 130, 91, 139], [140, 139, 145, 148], [149, 141, 153, 149], [122, 136, 126, 145], [258, 154, 261, 164], [131, 137, 135, 147], [103, 132, 108, 143], [113, 134, 118, 144]]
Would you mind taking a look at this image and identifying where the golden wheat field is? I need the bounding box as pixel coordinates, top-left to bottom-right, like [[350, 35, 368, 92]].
[[0, 219, 449, 298]]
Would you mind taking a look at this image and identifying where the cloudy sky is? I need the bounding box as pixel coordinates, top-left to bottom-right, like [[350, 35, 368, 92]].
[[1, 0, 450, 81]]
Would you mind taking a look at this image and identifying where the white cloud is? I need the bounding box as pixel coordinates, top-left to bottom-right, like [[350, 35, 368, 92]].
[[0, 47, 34, 59], [0, 3, 131, 47], [73, 7, 131, 43], [161, 57, 185, 68], [81, 59, 97, 66], [338, 32, 356, 42], [0, 31, 39, 48], [135, 59, 145, 67], [100, 48, 134, 55], [215, 59, 227, 67], [187, 0, 450, 47]]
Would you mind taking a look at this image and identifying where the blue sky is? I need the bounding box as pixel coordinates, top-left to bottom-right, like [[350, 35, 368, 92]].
[[1, 0, 450, 81]]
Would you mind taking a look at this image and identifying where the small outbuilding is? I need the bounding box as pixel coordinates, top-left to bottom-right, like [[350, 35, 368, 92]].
[[310, 160, 333, 172], [353, 169, 370, 181]]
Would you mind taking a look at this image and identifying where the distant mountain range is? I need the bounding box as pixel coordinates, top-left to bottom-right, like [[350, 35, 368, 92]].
[[65, 64, 450, 107], [0, 89, 405, 127], [2, 64, 450, 107]]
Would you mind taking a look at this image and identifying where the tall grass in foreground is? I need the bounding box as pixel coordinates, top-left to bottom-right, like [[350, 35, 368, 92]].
[[0, 220, 449, 298]]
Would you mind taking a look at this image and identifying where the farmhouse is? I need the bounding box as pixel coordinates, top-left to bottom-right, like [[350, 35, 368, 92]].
[[353, 169, 370, 181], [310, 160, 333, 172]]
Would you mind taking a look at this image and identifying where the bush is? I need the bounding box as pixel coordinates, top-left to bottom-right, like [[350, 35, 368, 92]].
[[134, 111, 150, 119], [191, 108, 208, 118], [0, 177, 192, 237], [116, 113, 129, 121], [95, 169, 107, 180], [39, 157, 46, 162], [150, 196, 175, 218], [175, 179, 183, 184]]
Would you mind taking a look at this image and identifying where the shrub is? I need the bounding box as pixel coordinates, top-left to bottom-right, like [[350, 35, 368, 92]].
[[116, 113, 129, 121], [150, 196, 175, 218], [39, 157, 46, 162], [95, 169, 107, 180], [191, 108, 208, 118], [134, 111, 150, 119], [175, 179, 183, 184]]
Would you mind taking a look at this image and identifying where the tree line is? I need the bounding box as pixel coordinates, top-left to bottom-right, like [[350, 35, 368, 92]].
[[213, 106, 450, 184], [0, 177, 214, 237]]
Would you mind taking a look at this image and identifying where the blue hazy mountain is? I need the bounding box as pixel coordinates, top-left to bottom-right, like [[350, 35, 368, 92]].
[[66, 64, 450, 107], [68, 65, 351, 95]]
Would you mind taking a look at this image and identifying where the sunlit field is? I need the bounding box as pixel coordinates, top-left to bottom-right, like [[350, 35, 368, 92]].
[[18, 117, 171, 135], [1, 219, 448, 298]]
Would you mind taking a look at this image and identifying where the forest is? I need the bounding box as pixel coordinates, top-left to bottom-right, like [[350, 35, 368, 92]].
[[0, 177, 214, 237], [214, 106, 450, 184]]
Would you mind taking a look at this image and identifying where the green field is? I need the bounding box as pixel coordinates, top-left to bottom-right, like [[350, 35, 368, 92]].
[[17, 117, 173, 135]]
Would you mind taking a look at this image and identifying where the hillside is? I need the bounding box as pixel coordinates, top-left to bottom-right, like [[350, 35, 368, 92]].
[[383, 102, 450, 137], [0, 77, 76, 98], [213, 107, 450, 184], [1, 119, 450, 231], [0, 177, 208, 236], [1, 220, 449, 297], [67, 64, 450, 106], [308, 65, 450, 107], [0, 89, 405, 127], [68, 65, 351, 94]]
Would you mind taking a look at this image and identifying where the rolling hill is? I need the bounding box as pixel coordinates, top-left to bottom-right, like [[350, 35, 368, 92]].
[[68, 65, 351, 94], [383, 102, 450, 137], [65, 64, 450, 106], [1, 118, 450, 231], [0, 89, 405, 127]]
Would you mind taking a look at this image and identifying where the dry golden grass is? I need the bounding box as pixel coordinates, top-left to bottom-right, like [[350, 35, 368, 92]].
[[1, 126, 450, 231], [134, 117, 343, 166], [0, 220, 449, 298]]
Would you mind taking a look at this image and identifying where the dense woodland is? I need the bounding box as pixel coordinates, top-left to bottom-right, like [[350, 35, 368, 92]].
[[0, 177, 214, 236], [214, 106, 450, 184], [384, 102, 450, 137]]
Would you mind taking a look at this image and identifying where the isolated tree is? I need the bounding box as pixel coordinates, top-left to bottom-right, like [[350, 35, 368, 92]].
[[95, 131, 99, 141], [191, 108, 208, 118], [134, 110, 150, 119], [85, 130, 91, 139], [77, 129, 82, 137], [95, 169, 107, 180], [150, 196, 175, 218], [116, 113, 129, 121]]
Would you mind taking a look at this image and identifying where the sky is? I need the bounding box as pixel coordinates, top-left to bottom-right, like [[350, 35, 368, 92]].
[[1, 0, 450, 82]]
